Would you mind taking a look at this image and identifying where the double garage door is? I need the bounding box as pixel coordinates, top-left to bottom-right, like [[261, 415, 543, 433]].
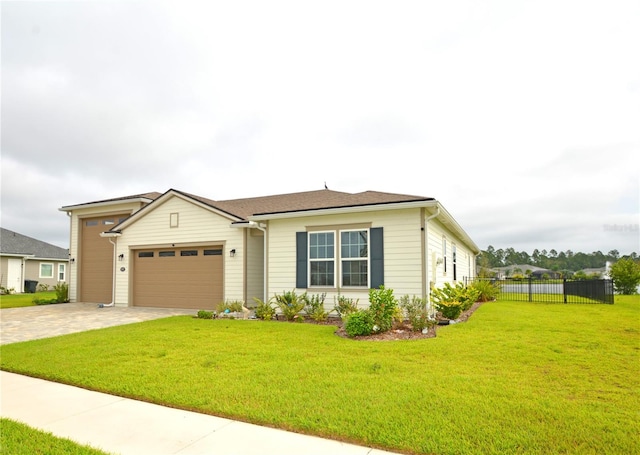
[[133, 246, 223, 310]]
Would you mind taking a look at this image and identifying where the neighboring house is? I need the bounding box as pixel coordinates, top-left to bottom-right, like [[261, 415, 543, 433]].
[[59, 189, 480, 310], [577, 263, 611, 279], [493, 264, 560, 279], [0, 228, 69, 292]]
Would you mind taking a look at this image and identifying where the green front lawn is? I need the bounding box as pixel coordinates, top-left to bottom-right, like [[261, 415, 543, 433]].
[[1, 296, 638, 455], [0, 418, 112, 455], [0, 292, 57, 309]]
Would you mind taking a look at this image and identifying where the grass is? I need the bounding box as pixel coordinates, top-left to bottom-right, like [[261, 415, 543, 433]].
[[0, 291, 57, 309], [0, 418, 112, 455], [1, 296, 639, 455]]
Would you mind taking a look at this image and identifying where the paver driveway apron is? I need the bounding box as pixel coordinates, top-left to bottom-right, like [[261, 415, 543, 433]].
[[0, 303, 195, 345]]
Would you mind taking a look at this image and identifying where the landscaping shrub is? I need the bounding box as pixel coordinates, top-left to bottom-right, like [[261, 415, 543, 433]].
[[0, 286, 15, 295], [469, 279, 500, 302], [333, 295, 359, 319], [304, 293, 330, 322], [368, 286, 397, 333], [37, 283, 50, 292], [196, 310, 214, 319], [54, 282, 69, 303], [399, 295, 434, 332], [274, 290, 307, 321], [253, 298, 276, 320], [431, 282, 480, 320], [33, 298, 59, 305], [344, 310, 374, 337]]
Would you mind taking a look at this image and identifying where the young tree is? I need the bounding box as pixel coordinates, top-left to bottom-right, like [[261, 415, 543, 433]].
[[609, 258, 640, 295]]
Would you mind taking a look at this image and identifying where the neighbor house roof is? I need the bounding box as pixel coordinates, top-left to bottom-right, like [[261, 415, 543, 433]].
[[0, 228, 69, 260]]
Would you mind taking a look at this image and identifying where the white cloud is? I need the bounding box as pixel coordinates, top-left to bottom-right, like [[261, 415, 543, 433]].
[[1, 0, 638, 256]]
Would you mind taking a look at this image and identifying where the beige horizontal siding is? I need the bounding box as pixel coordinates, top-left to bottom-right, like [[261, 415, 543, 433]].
[[114, 196, 245, 306]]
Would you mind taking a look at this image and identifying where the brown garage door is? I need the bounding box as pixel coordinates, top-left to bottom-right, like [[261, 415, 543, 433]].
[[133, 246, 223, 309], [80, 214, 129, 303]]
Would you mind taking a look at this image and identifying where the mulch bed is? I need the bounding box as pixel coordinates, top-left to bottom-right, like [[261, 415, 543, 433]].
[[318, 300, 488, 341]]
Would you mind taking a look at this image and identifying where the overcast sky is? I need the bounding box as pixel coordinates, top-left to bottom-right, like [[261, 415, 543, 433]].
[[2, 0, 638, 257]]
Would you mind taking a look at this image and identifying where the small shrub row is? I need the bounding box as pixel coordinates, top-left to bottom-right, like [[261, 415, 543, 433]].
[[253, 291, 359, 322], [431, 282, 485, 320], [32, 282, 69, 305]]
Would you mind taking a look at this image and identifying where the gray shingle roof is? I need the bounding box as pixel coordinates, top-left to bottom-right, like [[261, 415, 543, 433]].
[[0, 228, 69, 260], [184, 189, 433, 220], [62, 189, 432, 221], [59, 192, 162, 210]]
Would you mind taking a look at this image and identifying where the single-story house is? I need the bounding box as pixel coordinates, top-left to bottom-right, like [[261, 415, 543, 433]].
[[493, 264, 560, 279], [0, 227, 69, 293], [59, 188, 480, 310]]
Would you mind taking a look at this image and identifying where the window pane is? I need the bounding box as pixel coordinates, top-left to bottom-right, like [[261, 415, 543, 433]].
[[180, 250, 198, 256], [203, 249, 222, 256], [310, 232, 334, 259], [138, 252, 154, 258], [310, 261, 334, 286], [40, 263, 53, 278], [159, 251, 175, 257], [342, 260, 368, 287], [341, 230, 368, 258]]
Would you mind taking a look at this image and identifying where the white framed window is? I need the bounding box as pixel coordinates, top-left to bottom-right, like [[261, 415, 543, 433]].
[[308, 229, 369, 288], [340, 230, 368, 287], [39, 263, 54, 279], [309, 231, 335, 286], [442, 236, 447, 274], [58, 263, 66, 281]]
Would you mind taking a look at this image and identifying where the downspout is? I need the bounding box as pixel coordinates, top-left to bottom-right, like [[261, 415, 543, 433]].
[[99, 232, 121, 308], [66, 211, 73, 302], [424, 206, 440, 314]]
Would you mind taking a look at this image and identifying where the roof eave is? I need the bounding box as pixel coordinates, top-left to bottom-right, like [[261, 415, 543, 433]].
[[58, 197, 156, 212], [249, 199, 438, 220]]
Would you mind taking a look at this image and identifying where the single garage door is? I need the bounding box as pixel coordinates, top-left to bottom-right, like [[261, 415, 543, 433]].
[[80, 214, 130, 303], [133, 246, 223, 309]]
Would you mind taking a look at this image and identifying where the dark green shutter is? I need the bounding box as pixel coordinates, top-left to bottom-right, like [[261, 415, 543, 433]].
[[370, 227, 384, 288], [296, 232, 307, 288]]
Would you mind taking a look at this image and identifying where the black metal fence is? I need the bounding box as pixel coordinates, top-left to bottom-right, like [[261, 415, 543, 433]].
[[465, 277, 614, 304]]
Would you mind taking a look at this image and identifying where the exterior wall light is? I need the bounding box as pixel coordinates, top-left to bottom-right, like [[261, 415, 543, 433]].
[[230, 249, 236, 257]]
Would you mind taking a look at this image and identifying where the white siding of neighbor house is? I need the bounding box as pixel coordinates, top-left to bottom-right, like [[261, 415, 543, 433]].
[[266, 208, 425, 309], [113, 195, 245, 306], [65, 201, 148, 302]]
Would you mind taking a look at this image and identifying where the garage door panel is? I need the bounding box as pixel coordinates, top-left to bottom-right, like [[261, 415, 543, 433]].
[[133, 246, 223, 310], [80, 214, 130, 303]]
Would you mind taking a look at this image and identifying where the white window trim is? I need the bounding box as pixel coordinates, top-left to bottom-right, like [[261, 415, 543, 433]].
[[58, 263, 66, 281], [308, 228, 370, 289], [339, 228, 370, 288], [39, 263, 54, 279], [308, 230, 336, 288]]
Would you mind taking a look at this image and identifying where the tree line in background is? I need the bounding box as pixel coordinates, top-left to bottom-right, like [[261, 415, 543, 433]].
[[478, 246, 639, 272]]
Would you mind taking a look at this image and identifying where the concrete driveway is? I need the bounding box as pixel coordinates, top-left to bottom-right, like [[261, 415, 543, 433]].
[[0, 302, 195, 345]]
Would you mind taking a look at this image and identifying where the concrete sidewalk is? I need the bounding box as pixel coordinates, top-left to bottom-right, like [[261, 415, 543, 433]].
[[1, 372, 400, 455]]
